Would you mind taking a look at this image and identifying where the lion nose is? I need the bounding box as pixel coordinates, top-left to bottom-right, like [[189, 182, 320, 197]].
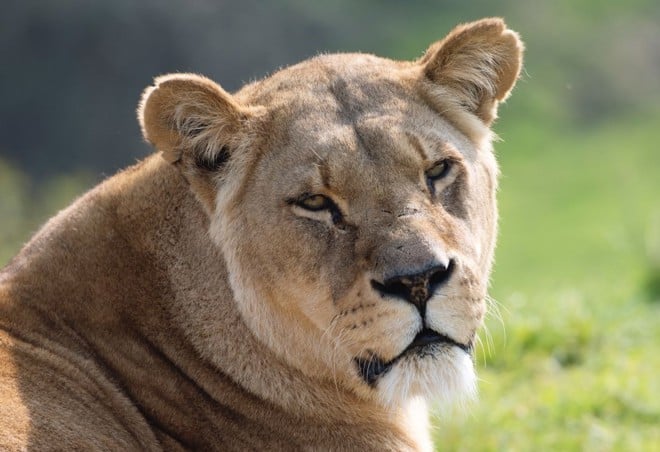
[[371, 260, 455, 316]]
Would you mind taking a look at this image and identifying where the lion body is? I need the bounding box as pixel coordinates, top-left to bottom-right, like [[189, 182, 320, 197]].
[[0, 159, 415, 450], [0, 19, 522, 451]]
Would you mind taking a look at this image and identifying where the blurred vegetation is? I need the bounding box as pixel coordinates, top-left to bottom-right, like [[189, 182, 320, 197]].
[[1, 0, 659, 450]]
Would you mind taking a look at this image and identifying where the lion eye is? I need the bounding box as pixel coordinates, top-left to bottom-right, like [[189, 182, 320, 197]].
[[297, 194, 332, 211], [426, 160, 451, 180], [291, 193, 346, 228]]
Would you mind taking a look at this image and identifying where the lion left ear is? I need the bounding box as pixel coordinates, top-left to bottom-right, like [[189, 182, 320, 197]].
[[138, 73, 265, 213], [419, 18, 524, 125], [138, 73, 257, 168]]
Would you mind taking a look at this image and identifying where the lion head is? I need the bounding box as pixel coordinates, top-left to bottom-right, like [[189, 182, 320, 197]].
[[138, 18, 522, 409]]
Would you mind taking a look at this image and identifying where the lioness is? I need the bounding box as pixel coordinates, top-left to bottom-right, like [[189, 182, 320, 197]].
[[0, 18, 522, 451]]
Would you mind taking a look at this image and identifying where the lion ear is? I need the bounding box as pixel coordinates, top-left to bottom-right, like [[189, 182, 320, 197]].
[[419, 18, 523, 125], [138, 73, 253, 167]]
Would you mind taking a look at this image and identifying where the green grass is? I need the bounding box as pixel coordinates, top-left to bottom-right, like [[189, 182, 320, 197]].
[[432, 114, 660, 450]]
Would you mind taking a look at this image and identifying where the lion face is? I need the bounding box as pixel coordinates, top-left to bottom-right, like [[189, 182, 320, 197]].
[[139, 19, 522, 408]]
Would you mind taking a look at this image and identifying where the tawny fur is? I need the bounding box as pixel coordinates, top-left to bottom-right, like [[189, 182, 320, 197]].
[[0, 18, 522, 451]]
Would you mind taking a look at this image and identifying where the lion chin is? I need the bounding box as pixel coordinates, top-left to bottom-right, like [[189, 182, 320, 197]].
[[352, 328, 476, 407], [0, 17, 522, 451], [373, 343, 477, 408]]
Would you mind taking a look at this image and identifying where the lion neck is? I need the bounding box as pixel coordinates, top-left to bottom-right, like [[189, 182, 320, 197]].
[[2, 154, 424, 449]]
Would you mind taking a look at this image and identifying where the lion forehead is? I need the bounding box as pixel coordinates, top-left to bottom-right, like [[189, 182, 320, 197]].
[[240, 54, 419, 120]]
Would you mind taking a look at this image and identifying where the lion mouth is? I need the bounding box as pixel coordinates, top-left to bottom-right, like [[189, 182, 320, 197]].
[[355, 329, 472, 386], [408, 329, 472, 355]]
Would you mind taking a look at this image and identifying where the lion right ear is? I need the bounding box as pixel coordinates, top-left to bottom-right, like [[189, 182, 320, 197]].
[[138, 73, 254, 168], [419, 18, 523, 126]]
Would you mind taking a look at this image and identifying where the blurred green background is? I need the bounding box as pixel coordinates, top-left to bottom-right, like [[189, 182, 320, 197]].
[[1, 1, 658, 450]]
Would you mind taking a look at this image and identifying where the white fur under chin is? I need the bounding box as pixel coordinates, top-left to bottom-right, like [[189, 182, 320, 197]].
[[377, 346, 477, 410], [402, 397, 433, 452]]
